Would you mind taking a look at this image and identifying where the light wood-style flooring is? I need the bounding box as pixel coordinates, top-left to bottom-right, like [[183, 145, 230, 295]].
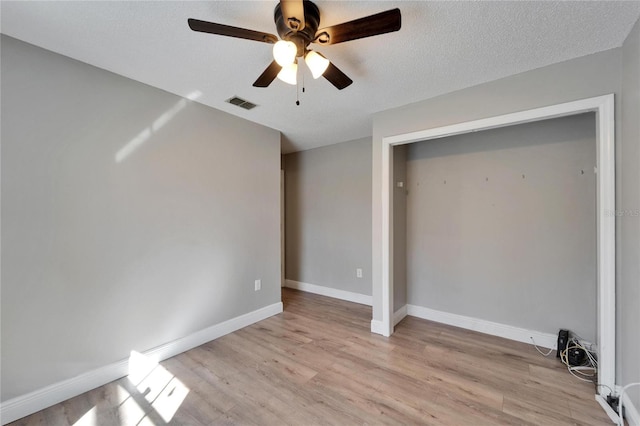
[[11, 288, 610, 425]]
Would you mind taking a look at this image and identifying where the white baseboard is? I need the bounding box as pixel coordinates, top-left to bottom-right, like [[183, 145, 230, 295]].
[[370, 319, 385, 335], [394, 305, 408, 326], [0, 302, 283, 425], [595, 394, 620, 424], [285, 279, 372, 306], [370, 307, 407, 336], [405, 304, 557, 349], [619, 386, 640, 426]]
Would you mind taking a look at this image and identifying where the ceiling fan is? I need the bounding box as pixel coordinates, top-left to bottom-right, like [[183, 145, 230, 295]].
[[188, 0, 401, 90]]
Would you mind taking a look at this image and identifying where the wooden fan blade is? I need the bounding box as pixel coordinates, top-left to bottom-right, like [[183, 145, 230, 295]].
[[314, 8, 401, 45], [323, 62, 353, 90], [253, 61, 283, 87], [280, 0, 306, 31], [188, 18, 278, 44]]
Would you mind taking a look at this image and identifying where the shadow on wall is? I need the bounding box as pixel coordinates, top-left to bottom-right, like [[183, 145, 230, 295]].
[[282, 155, 302, 282], [408, 112, 595, 161]]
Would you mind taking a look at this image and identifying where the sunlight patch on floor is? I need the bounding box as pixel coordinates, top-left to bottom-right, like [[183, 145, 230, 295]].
[[126, 350, 190, 423], [116, 384, 147, 425], [152, 376, 190, 422], [72, 351, 190, 425], [72, 406, 96, 426]]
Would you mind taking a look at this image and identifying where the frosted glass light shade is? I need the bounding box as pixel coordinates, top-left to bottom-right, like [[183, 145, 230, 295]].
[[277, 62, 298, 85], [305, 50, 330, 79], [273, 40, 297, 67]]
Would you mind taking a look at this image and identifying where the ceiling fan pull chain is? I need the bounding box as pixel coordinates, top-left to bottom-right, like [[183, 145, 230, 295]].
[[296, 64, 304, 106]]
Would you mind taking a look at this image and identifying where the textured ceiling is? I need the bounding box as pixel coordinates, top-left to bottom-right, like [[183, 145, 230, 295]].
[[2, 1, 639, 153]]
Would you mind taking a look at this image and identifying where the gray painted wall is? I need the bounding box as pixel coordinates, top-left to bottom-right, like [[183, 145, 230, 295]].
[[1, 36, 281, 401], [393, 145, 407, 311], [283, 138, 372, 297], [620, 17, 640, 410], [405, 114, 596, 341]]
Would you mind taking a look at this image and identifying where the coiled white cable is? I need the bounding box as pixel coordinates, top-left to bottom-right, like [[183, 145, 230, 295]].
[[618, 382, 640, 426]]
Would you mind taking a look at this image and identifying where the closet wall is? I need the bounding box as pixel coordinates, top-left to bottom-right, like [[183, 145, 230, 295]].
[[404, 114, 597, 341]]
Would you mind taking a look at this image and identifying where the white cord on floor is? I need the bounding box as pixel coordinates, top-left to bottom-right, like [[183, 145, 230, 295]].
[[530, 337, 553, 356], [618, 382, 640, 426]]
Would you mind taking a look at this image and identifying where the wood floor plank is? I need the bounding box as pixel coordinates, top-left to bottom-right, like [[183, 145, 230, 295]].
[[9, 288, 608, 425], [569, 398, 615, 426], [502, 395, 579, 425]]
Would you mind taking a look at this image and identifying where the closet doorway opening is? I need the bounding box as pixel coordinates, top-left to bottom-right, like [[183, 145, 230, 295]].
[[379, 94, 615, 396]]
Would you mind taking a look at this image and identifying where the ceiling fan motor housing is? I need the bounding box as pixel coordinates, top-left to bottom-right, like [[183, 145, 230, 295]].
[[274, 0, 320, 57]]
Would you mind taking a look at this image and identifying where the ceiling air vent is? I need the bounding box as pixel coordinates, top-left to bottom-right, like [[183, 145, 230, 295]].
[[226, 96, 257, 110]]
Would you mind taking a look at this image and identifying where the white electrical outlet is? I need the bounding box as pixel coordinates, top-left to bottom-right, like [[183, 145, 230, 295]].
[[356, 268, 363, 278], [254, 279, 261, 291]]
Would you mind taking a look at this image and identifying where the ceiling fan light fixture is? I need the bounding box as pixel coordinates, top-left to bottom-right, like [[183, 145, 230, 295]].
[[277, 61, 298, 85], [273, 40, 297, 66], [305, 50, 330, 79]]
